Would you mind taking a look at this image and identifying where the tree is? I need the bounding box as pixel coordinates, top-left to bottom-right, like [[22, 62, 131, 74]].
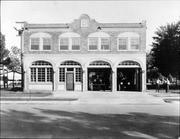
[[0, 32, 10, 64], [151, 20, 180, 78], [7, 46, 21, 88], [0, 32, 10, 88], [147, 53, 159, 81]]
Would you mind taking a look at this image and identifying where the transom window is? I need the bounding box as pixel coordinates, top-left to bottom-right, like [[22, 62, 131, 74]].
[[30, 61, 53, 83], [90, 61, 110, 66], [118, 61, 140, 67], [32, 61, 52, 66], [30, 33, 52, 51], [61, 61, 81, 66]]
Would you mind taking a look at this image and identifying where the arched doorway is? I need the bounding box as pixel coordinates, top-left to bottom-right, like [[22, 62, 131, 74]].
[[59, 61, 82, 91], [117, 61, 141, 91], [88, 60, 112, 91]]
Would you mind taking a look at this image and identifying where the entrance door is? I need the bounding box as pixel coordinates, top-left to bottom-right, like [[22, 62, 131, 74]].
[[66, 73, 74, 91]]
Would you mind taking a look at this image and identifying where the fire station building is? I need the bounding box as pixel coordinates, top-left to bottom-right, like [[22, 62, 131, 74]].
[[22, 14, 146, 93]]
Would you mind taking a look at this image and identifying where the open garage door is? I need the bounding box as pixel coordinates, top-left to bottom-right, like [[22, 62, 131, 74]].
[[88, 61, 112, 91], [117, 61, 141, 91]]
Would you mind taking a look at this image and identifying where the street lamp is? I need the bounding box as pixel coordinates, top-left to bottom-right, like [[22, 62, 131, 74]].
[[14, 21, 28, 91]]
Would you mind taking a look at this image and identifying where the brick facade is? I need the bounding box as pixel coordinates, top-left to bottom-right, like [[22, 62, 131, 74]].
[[23, 14, 146, 93]]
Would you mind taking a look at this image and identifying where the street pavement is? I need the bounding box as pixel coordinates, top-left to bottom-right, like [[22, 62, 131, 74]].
[[1, 90, 179, 138], [1, 102, 179, 139]]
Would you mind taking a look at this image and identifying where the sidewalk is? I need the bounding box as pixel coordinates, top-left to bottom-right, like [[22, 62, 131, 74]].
[[147, 89, 180, 104], [0, 90, 77, 102], [0, 89, 168, 104]]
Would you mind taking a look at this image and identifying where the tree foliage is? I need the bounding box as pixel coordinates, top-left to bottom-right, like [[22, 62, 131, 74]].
[[7, 46, 21, 73], [151, 20, 180, 78], [0, 32, 10, 63]]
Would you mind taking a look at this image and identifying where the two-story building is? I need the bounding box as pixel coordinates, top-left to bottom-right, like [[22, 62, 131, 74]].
[[22, 14, 146, 93]]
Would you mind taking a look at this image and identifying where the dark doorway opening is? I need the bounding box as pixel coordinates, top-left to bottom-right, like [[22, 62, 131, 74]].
[[88, 68, 112, 91], [117, 68, 141, 91]]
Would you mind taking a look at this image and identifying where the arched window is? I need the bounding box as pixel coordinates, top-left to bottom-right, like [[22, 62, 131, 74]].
[[89, 60, 111, 68], [59, 32, 81, 51], [90, 61, 110, 66], [30, 33, 52, 51], [30, 61, 53, 82], [60, 61, 81, 66], [117, 32, 140, 51], [88, 32, 110, 51], [118, 61, 140, 67]]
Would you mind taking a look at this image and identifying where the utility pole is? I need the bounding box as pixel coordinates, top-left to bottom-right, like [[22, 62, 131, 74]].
[[14, 21, 28, 91]]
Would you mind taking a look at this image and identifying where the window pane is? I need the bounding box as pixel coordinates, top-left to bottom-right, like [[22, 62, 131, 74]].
[[60, 38, 69, 50], [43, 45, 51, 50], [31, 38, 39, 50], [101, 38, 109, 50], [32, 61, 52, 66], [72, 45, 80, 50], [47, 68, 53, 82], [67, 68, 74, 71], [31, 68, 36, 82], [131, 38, 139, 50], [118, 38, 127, 50], [76, 68, 81, 82], [59, 68, 65, 82], [38, 68, 45, 82], [89, 38, 98, 50], [72, 38, 80, 50], [43, 38, 51, 50]]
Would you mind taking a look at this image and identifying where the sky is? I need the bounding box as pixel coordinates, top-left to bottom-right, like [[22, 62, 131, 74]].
[[1, 1, 180, 52]]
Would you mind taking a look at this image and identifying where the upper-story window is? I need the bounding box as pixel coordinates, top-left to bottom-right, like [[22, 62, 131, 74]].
[[72, 38, 80, 50], [101, 38, 110, 50], [43, 38, 51, 50], [117, 32, 140, 51], [88, 32, 110, 51], [60, 38, 69, 50], [30, 33, 52, 51], [118, 37, 128, 50], [31, 38, 40, 50], [59, 32, 81, 51], [130, 37, 139, 50], [89, 38, 98, 50]]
